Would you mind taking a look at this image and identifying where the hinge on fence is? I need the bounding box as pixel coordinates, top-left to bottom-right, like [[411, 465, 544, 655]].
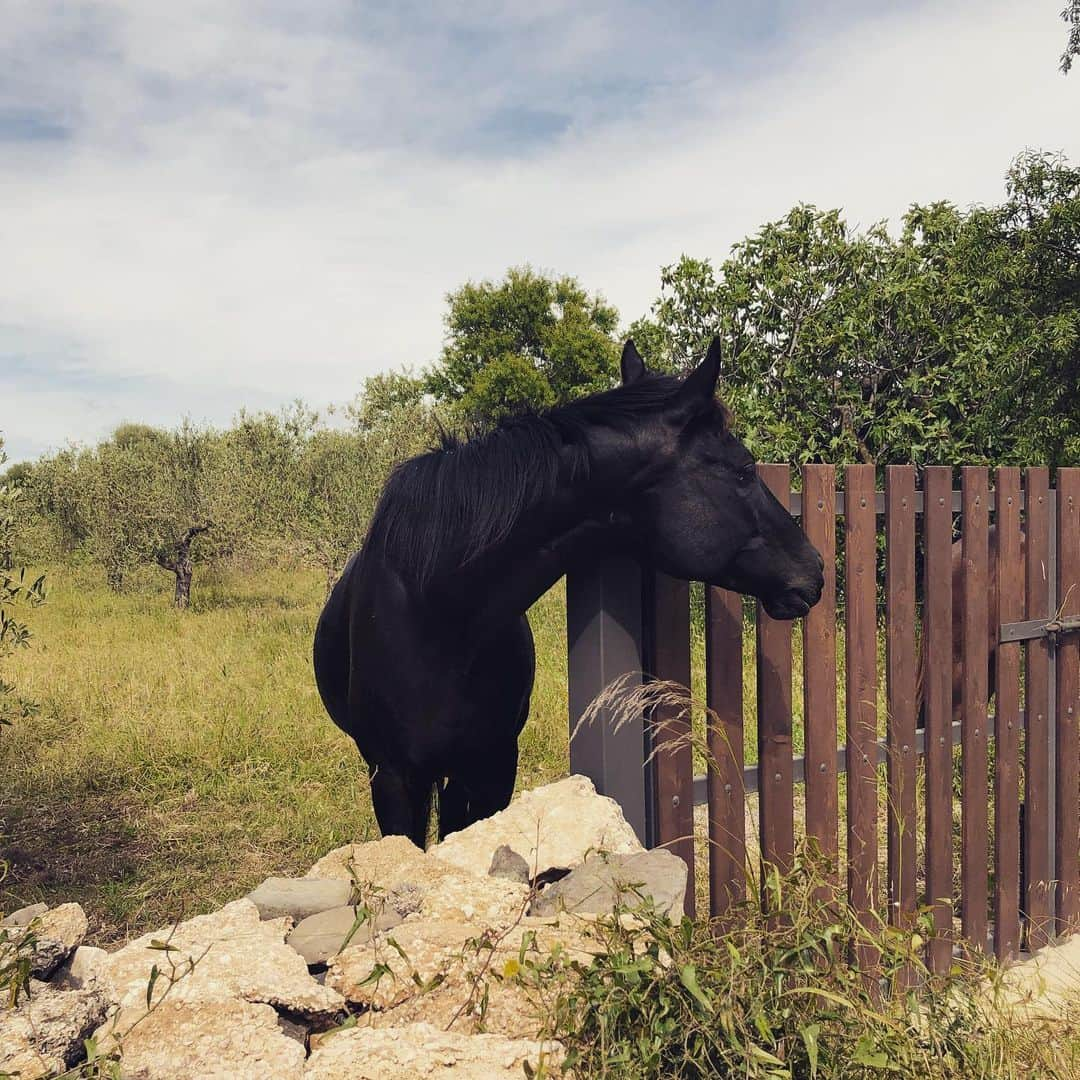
[[1000, 614, 1080, 647]]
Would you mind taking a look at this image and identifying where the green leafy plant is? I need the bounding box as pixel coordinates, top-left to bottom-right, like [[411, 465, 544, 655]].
[[511, 853, 1077, 1079], [0, 437, 46, 729]]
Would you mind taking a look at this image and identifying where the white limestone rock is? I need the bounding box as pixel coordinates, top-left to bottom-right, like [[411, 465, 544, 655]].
[[92, 899, 344, 1032], [113, 998, 306, 1079], [11, 902, 90, 979], [307, 835, 527, 927], [997, 930, 1080, 1018], [327, 915, 599, 1038], [0, 981, 108, 1080], [431, 775, 643, 881], [305, 1021, 563, 1079], [52, 945, 109, 991]]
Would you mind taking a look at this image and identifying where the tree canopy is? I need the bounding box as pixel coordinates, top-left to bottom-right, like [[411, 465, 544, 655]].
[[424, 266, 621, 424], [631, 151, 1080, 467]]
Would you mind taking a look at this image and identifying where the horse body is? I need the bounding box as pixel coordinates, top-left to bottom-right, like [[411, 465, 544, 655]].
[[315, 340, 824, 847]]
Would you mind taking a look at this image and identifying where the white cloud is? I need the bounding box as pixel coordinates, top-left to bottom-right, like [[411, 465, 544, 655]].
[[1, 0, 1077, 461]]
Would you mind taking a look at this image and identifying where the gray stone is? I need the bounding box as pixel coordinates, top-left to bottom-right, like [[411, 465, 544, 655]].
[[528, 849, 688, 919], [247, 877, 353, 922], [0, 981, 109, 1079], [51, 945, 109, 991], [287, 905, 402, 967], [277, 1013, 311, 1045], [1, 902, 48, 928], [488, 845, 530, 884]]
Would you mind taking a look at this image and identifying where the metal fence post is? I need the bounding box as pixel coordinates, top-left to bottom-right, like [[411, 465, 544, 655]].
[[566, 557, 652, 844]]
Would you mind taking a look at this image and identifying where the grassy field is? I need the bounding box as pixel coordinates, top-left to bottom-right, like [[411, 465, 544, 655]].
[[0, 562, 904, 945], [0, 564, 574, 941]]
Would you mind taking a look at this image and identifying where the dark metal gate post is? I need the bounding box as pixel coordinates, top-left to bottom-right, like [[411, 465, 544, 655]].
[[567, 557, 653, 844]]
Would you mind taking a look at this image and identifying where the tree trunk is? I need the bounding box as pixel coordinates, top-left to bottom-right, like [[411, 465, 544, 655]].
[[173, 560, 193, 609], [156, 523, 211, 610]]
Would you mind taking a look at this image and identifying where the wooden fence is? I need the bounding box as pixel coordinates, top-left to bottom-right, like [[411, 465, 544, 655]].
[[566, 465, 1080, 963]]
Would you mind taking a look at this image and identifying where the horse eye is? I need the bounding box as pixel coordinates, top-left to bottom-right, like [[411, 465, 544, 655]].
[[736, 464, 756, 486]]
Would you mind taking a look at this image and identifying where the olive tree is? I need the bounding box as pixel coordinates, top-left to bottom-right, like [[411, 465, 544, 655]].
[[0, 436, 45, 727], [1063, 0, 1080, 73], [74, 423, 222, 606], [299, 375, 440, 586]]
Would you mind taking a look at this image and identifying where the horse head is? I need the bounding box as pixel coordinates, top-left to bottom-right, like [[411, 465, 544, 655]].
[[600, 338, 824, 620]]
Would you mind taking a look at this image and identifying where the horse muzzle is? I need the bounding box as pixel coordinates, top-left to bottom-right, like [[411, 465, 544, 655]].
[[761, 575, 824, 621]]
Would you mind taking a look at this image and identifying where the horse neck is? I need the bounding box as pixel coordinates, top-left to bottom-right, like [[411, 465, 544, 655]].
[[434, 426, 624, 605]]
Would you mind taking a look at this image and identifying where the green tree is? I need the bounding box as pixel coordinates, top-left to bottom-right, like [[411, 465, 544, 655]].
[[299, 375, 440, 586], [1063, 0, 1080, 73], [347, 370, 427, 432], [211, 405, 315, 564], [631, 151, 1080, 468], [955, 151, 1080, 464], [0, 435, 46, 727], [426, 266, 620, 424], [74, 423, 224, 606], [20, 448, 90, 559]]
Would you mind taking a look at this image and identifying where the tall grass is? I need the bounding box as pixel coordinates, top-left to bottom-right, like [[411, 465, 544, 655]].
[[0, 564, 572, 938]]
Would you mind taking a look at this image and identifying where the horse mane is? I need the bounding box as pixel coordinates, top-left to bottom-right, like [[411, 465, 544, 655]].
[[363, 372, 706, 592]]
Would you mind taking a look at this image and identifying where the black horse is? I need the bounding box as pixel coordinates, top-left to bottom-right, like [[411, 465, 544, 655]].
[[314, 339, 824, 847]]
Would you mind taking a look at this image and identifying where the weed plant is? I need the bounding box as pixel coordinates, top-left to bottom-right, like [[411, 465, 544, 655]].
[[517, 854, 1080, 1078]]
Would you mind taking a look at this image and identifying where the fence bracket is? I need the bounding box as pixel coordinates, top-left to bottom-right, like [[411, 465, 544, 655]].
[[1000, 614, 1080, 647]]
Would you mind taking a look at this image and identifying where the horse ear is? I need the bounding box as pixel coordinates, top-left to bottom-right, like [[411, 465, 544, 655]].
[[676, 337, 722, 403], [620, 339, 647, 385]]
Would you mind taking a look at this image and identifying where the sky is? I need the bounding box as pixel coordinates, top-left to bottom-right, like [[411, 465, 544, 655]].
[[1, 0, 1078, 463]]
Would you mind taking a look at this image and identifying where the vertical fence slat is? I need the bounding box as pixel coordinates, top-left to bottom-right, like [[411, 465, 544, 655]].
[[1024, 468, 1053, 948], [886, 466, 917, 935], [757, 463, 795, 875], [845, 464, 878, 955], [923, 466, 955, 973], [645, 572, 695, 916], [1055, 468, 1080, 934], [960, 467, 990, 951], [994, 467, 1023, 961], [802, 464, 838, 877], [706, 586, 746, 920]]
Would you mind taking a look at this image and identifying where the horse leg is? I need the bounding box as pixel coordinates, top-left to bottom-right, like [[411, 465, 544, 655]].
[[369, 760, 432, 848], [437, 776, 470, 840], [437, 616, 533, 839], [438, 740, 519, 841]]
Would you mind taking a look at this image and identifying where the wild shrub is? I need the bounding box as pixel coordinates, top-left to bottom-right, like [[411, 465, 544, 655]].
[[517, 856, 1077, 1079]]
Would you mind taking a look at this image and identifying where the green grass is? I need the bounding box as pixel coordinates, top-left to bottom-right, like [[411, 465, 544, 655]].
[[0, 562, 978, 950], [0, 563, 573, 941]]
